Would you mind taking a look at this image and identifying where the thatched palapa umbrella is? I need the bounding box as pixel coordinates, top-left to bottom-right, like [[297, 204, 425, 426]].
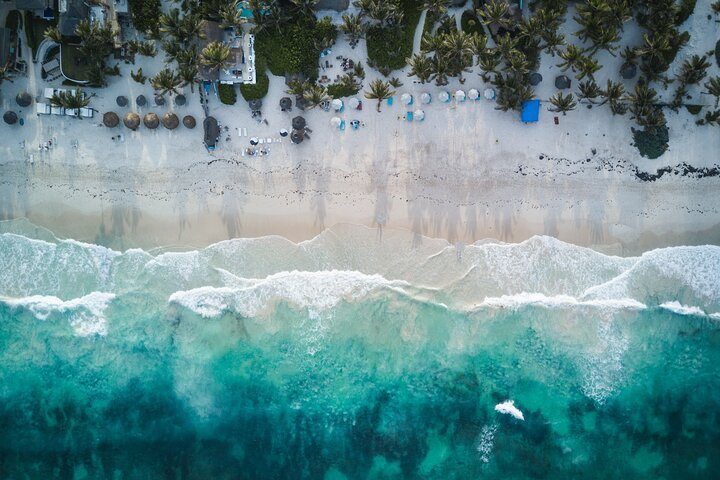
[[162, 112, 179, 129], [295, 96, 307, 110], [183, 115, 196, 129], [280, 97, 292, 111], [154, 95, 165, 106], [290, 129, 304, 144], [123, 112, 140, 130], [103, 111, 119, 128], [620, 63, 637, 80], [292, 116, 306, 130], [144, 112, 159, 129], [116, 95, 128, 107], [529, 72, 543, 86], [3, 111, 18, 125], [555, 75, 571, 90], [16, 92, 32, 107], [175, 95, 186, 106], [249, 99, 262, 111], [136, 95, 146, 107]]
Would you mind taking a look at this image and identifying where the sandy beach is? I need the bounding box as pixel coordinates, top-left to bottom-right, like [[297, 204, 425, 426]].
[[1, 3, 719, 255]]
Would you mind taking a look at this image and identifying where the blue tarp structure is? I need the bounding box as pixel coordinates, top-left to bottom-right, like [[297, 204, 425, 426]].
[[521, 99, 539, 123]]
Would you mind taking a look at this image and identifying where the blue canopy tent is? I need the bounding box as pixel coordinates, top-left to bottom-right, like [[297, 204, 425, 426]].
[[521, 99, 539, 123]]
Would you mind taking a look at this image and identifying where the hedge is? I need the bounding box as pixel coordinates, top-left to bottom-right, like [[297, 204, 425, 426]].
[[632, 125, 669, 159], [327, 82, 360, 98], [128, 0, 161, 35], [219, 83, 237, 105], [240, 58, 269, 100], [685, 104, 701, 115], [674, 0, 696, 25], [366, 0, 422, 71]]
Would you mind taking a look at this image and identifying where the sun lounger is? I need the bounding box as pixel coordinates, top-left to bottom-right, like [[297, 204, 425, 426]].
[[407, 111, 413, 122], [339, 120, 345, 130], [266, 137, 272, 143], [387, 96, 393, 106]]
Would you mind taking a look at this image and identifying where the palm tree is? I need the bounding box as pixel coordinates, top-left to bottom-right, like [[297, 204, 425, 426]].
[[220, 0, 243, 29], [178, 62, 198, 92], [302, 83, 329, 109], [548, 92, 577, 115], [407, 54, 433, 83], [505, 49, 529, 77], [201, 41, 231, 72], [557, 44, 583, 72], [470, 33, 488, 58], [151, 68, 181, 96], [364, 79, 395, 112], [44, 26, 62, 43], [431, 55, 450, 86], [713, 0, 720, 14], [677, 55, 711, 86], [577, 79, 601, 104], [389, 77, 403, 88], [637, 31, 671, 65], [626, 82, 658, 109], [423, 0, 450, 16], [289, 0, 319, 20], [340, 13, 366, 48], [131, 68, 147, 84], [159, 8, 183, 38], [575, 56, 601, 81], [50, 89, 92, 116], [703, 76, 720, 107], [286, 79, 309, 96], [600, 79, 626, 115], [0, 63, 14, 85], [353, 62, 366, 79], [421, 32, 442, 54], [541, 30, 565, 57], [478, 51, 500, 82], [477, 0, 509, 29], [587, 26, 620, 56]]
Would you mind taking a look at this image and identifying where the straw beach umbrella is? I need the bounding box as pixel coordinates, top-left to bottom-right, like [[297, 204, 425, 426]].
[[3, 111, 18, 124], [103, 111, 119, 128], [183, 115, 196, 128], [529, 72, 543, 86], [421, 92, 432, 104], [175, 94, 186, 106], [249, 99, 262, 111], [143, 112, 160, 129], [280, 97, 292, 111], [116, 95, 128, 107], [292, 116, 306, 130], [162, 112, 179, 129], [136, 95, 146, 107], [290, 129, 304, 144], [16, 92, 32, 107], [154, 95, 165, 106], [468, 89, 479, 100], [555, 75, 571, 90], [123, 112, 140, 130]]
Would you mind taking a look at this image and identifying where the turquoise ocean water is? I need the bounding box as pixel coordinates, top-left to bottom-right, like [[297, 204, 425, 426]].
[[1, 220, 719, 479]]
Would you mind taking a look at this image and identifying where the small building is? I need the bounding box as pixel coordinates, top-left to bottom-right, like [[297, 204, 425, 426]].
[[58, 0, 90, 41], [204, 116, 220, 150], [199, 21, 256, 86], [521, 99, 539, 123], [198, 21, 223, 83]]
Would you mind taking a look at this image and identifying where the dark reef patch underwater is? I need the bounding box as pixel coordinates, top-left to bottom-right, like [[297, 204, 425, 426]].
[[0, 222, 719, 479]]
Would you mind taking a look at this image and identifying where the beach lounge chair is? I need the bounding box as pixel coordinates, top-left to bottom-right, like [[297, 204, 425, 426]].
[[387, 96, 393, 106], [339, 120, 345, 130], [407, 111, 413, 122]]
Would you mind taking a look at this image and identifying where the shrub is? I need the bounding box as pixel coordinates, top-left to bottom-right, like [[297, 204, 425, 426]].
[[632, 125, 669, 159], [366, 0, 422, 71], [240, 58, 269, 100], [219, 83, 237, 105], [128, 0, 161, 35], [5, 10, 21, 30], [327, 82, 360, 98], [675, 0, 697, 25], [686, 104, 702, 114], [715, 39, 720, 67], [461, 10, 483, 35], [255, 18, 321, 78]]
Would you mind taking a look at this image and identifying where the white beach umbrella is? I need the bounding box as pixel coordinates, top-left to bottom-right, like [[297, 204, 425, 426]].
[[484, 88, 496, 100], [349, 98, 360, 109], [455, 90, 466, 102], [439, 91, 450, 102], [468, 88, 479, 100], [330, 116, 342, 127], [420, 92, 432, 104], [331, 98, 343, 111], [414, 109, 425, 121], [400, 93, 413, 105]]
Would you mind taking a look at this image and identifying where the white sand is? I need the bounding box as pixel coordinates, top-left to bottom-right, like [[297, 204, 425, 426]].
[[1, 2, 719, 254]]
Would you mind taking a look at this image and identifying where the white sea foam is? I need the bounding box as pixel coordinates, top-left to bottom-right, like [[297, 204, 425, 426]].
[[659, 301, 706, 317], [2, 292, 115, 336], [477, 424, 498, 463], [169, 270, 405, 318], [494, 400, 524, 420], [474, 293, 647, 311]]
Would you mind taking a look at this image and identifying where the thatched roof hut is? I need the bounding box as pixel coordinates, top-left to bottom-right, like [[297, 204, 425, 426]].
[[183, 115, 196, 129], [144, 112, 159, 129], [162, 112, 179, 129], [103, 111, 119, 128], [3, 111, 18, 124], [204, 116, 219, 149], [123, 112, 140, 130], [16, 92, 32, 107]]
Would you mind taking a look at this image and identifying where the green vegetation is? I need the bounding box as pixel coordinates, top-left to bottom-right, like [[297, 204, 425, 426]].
[[366, 0, 423, 72], [60, 45, 90, 82], [24, 12, 54, 58], [5, 10, 21, 30], [715, 39, 720, 67], [632, 125, 669, 159], [128, 0, 162, 35], [240, 58, 269, 100], [685, 104, 702, 115], [675, 0, 697, 25], [219, 83, 237, 105], [327, 82, 360, 98], [460, 10, 483, 35]]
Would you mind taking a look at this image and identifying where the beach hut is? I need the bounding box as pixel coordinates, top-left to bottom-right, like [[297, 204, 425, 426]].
[[331, 98, 343, 111], [484, 88, 496, 100], [521, 99, 540, 123], [620, 63, 637, 80], [3, 111, 18, 125], [555, 75, 571, 90], [249, 99, 262, 111], [280, 97, 292, 111], [529, 72, 543, 86], [116, 95, 128, 107], [290, 129, 304, 144], [439, 91, 450, 103], [16, 92, 32, 107], [103, 111, 119, 128], [421, 93, 432, 104], [183, 115, 196, 129], [154, 95, 165, 106], [455, 90, 466, 102], [136, 95, 147, 107], [162, 112, 179, 129], [330, 116, 342, 128], [349, 98, 360, 109], [414, 109, 425, 121], [292, 116, 306, 130], [123, 112, 141, 130], [204, 116, 219, 150], [143, 112, 160, 129], [468, 89, 479, 101], [175, 95, 187, 106], [400, 93, 413, 105]]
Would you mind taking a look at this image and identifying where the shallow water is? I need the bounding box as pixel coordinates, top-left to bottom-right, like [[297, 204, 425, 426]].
[[1, 221, 719, 479]]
